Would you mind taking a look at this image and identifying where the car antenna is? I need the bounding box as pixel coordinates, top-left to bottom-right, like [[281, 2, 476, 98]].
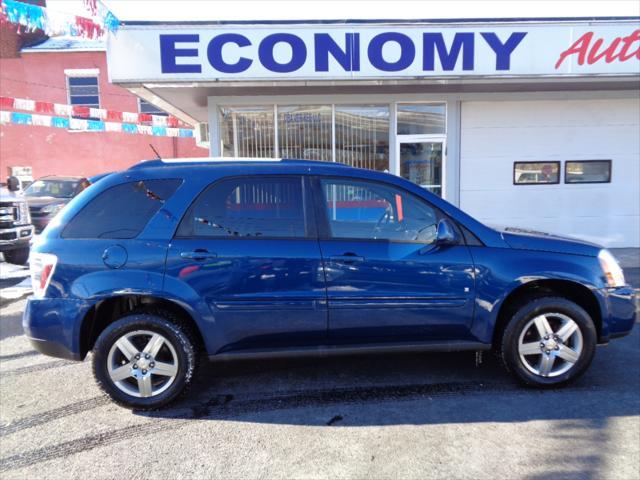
[[149, 144, 161, 160]]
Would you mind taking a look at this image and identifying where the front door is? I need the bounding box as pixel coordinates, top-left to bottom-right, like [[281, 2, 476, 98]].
[[314, 176, 475, 345], [165, 175, 327, 354]]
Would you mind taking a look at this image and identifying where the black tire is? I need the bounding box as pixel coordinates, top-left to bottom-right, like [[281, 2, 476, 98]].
[[92, 312, 198, 409], [4, 247, 29, 265], [501, 296, 597, 388]]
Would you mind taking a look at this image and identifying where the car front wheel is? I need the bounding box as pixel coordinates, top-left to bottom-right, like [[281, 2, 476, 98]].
[[501, 296, 597, 388], [3, 247, 29, 265], [92, 313, 197, 409]]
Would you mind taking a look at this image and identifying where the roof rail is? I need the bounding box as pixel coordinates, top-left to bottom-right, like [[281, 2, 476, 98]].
[[127, 157, 353, 170]]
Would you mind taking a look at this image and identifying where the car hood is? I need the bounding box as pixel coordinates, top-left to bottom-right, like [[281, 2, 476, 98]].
[[497, 227, 602, 257], [26, 196, 70, 207]]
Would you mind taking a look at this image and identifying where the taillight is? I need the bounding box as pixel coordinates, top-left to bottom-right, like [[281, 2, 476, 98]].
[[30, 253, 58, 298]]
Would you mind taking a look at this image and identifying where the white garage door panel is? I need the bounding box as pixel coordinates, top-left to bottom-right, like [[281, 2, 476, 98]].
[[461, 126, 637, 164], [460, 99, 640, 127], [460, 98, 640, 247]]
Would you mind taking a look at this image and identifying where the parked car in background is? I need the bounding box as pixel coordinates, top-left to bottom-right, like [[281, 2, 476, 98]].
[[24, 158, 636, 409], [0, 176, 33, 265], [24, 176, 90, 233]]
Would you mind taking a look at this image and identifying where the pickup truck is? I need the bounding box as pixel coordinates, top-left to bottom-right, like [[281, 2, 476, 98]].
[[0, 177, 34, 265]]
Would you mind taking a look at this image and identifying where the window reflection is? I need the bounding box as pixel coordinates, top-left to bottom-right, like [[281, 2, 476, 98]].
[[335, 105, 389, 171]]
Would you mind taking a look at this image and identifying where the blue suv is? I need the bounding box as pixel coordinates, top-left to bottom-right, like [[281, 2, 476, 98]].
[[24, 159, 637, 409]]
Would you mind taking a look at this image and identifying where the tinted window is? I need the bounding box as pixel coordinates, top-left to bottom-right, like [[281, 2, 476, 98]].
[[62, 179, 182, 239], [321, 179, 440, 243], [177, 177, 307, 238], [514, 162, 560, 185], [565, 160, 611, 183]]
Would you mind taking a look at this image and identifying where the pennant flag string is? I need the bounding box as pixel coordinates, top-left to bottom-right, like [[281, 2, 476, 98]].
[[0, 95, 185, 128], [0, 0, 119, 39], [0, 110, 194, 138]]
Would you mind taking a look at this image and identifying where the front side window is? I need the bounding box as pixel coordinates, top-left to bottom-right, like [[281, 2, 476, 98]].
[[514, 162, 560, 185], [177, 177, 307, 238], [321, 178, 440, 243], [62, 179, 182, 239]]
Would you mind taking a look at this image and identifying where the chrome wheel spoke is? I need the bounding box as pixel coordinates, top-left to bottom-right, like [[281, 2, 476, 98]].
[[539, 354, 556, 377], [152, 361, 177, 377], [143, 334, 165, 358], [519, 342, 542, 356], [556, 321, 578, 342], [137, 374, 153, 397], [557, 345, 580, 364], [115, 337, 138, 361], [109, 364, 132, 382], [534, 315, 553, 338]]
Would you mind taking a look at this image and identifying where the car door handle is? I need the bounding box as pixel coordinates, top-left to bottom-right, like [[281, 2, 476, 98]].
[[330, 254, 365, 264], [180, 250, 217, 260]]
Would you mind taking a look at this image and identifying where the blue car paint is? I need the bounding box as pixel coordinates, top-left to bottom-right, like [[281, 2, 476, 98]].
[[24, 159, 637, 361]]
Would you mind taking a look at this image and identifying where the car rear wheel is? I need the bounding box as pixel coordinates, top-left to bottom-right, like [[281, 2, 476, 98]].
[[501, 297, 597, 388], [92, 313, 197, 409]]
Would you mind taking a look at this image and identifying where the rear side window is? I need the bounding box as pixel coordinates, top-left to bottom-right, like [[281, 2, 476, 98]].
[[62, 179, 182, 239], [176, 176, 307, 238]]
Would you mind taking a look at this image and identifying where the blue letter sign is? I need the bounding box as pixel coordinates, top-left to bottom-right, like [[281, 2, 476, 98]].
[[160, 34, 202, 73]]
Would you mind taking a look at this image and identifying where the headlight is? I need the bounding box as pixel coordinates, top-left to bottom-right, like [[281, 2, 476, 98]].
[[18, 201, 30, 223], [41, 203, 65, 215], [598, 249, 626, 287]]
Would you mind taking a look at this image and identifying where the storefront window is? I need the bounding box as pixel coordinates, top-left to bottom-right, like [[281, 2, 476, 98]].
[[397, 103, 445, 135], [277, 105, 332, 161], [219, 106, 275, 158], [335, 105, 389, 171], [218, 104, 391, 171]]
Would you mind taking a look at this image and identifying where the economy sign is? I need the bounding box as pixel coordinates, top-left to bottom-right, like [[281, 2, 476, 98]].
[[107, 22, 640, 82]]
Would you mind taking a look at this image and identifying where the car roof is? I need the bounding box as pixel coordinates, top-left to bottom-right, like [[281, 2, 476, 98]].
[[37, 175, 85, 181]]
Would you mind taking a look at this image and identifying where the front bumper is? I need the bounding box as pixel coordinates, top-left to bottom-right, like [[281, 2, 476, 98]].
[[602, 286, 637, 341], [0, 225, 33, 251], [23, 296, 93, 361]]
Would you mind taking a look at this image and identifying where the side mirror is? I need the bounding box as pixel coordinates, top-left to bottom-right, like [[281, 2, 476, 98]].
[[7, 176, 21, 192], [435, 218, 460, 246]]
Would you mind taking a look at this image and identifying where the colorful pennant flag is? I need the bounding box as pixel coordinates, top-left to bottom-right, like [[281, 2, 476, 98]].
[[0, 110, 194, 138], [0, 0, 119, 39], [0, 95, 184, 128]]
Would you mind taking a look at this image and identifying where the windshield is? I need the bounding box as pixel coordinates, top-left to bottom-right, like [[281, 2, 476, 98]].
[[25, 179, 80, 199]]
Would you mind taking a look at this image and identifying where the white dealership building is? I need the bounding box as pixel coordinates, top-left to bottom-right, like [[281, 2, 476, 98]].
[[106, 17, 640, 247]]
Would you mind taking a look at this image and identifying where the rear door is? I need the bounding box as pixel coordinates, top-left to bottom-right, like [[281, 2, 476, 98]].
[[314, 176, 476, 345], [165, 175, 327, 354]]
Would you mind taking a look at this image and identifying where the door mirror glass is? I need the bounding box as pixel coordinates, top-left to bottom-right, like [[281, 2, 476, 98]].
[[435, 218, 460, 246]]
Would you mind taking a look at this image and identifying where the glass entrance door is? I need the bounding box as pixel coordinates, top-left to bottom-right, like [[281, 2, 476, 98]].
[[398, 139, 445, 197]]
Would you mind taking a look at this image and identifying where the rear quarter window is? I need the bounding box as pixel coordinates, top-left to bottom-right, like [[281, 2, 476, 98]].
[[61, 179, 182, 239]]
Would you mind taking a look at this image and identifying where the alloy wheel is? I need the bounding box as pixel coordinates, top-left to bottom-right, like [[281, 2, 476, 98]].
[[517, 313, 583, 378], [106, 330, 179, 398]]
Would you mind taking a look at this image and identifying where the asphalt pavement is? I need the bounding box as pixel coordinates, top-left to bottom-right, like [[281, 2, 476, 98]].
[[0, 249, 638, 479]]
